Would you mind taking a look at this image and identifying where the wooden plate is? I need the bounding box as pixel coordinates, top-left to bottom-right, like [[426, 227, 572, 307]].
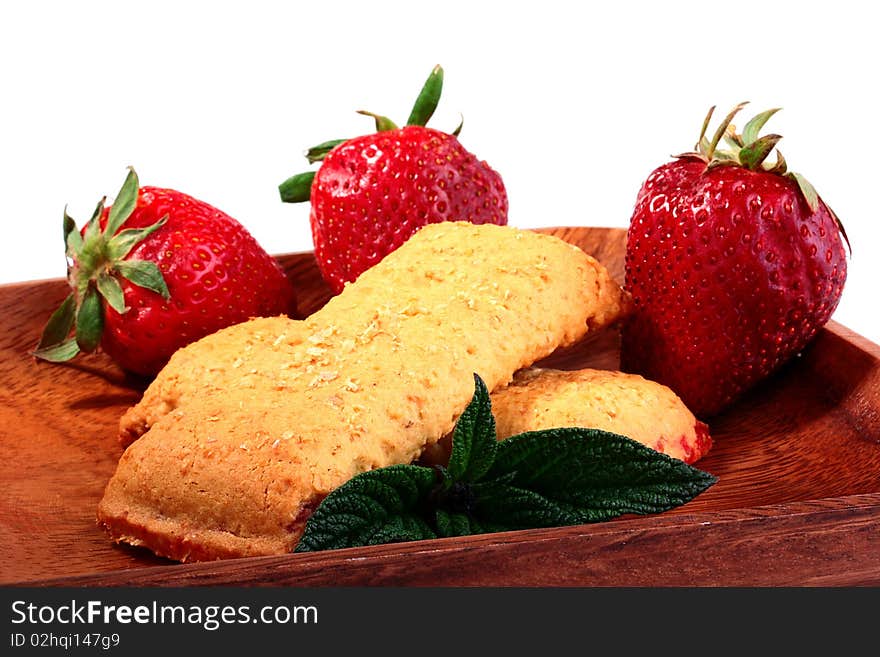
[[2, 227, 879, 587]]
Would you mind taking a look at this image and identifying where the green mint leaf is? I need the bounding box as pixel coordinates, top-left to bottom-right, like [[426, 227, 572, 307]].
[[295, 464, 438, 552], [435, 508, 486, 538], [279, 171, 315, 203], [115, 259, 169, 299], [36, 292, 77, 350], [33, 338, 80, 363], [293, 380, 717, 553], [485, 428, 717, 521], [104, 167, 139, 236], [106, 215, 168, 261], [446, 373, 498, 483], [471, 480, 585, 532], [75, 286, 104, 353], [97, 272, 127, 314]]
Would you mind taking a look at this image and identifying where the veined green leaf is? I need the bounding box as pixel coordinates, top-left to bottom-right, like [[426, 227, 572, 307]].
[[293, 375, 718, 553], [486, 428, 717, 520], [294, 464, 438, 552], [435, 508, 485, 538], [446, 373, 498, 483], [471, 480, 585, 531]]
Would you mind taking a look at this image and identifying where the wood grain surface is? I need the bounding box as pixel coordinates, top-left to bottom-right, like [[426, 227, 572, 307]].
[[1, 227, 879, 587]]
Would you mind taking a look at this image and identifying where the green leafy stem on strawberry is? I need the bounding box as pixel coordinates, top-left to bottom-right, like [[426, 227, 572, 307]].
[[682, 102, 849, 250], [34, 168, 169, 363], [278, 64, 444, 203], [275, 65, 508, 294], [622, 103, 850, 418], [278, 65, 452, 203], [34, 168, 296, 376]]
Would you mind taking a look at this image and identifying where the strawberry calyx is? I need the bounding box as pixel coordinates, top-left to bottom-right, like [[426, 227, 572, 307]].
[[677, 102, 850, 252], [682, 102, 788, 175], [33, 167, 170, 364], [279, 65, 451, 203], [404, 64, 443, 128], [305, 139, 348, 164]]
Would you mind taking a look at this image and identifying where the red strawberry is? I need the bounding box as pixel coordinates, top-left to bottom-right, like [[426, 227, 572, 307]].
[[34, 168, 296, 376], [279, 65, 508, 293], [621, 104, 848, 418]]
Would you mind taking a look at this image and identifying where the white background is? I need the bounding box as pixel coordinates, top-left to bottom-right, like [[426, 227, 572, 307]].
[[2, 1, 878, 344]]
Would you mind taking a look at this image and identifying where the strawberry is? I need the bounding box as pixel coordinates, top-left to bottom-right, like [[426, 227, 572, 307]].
[[621, 104, 849, 418], [34, 168, 296, 376], [279, 65, 508, 293]]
